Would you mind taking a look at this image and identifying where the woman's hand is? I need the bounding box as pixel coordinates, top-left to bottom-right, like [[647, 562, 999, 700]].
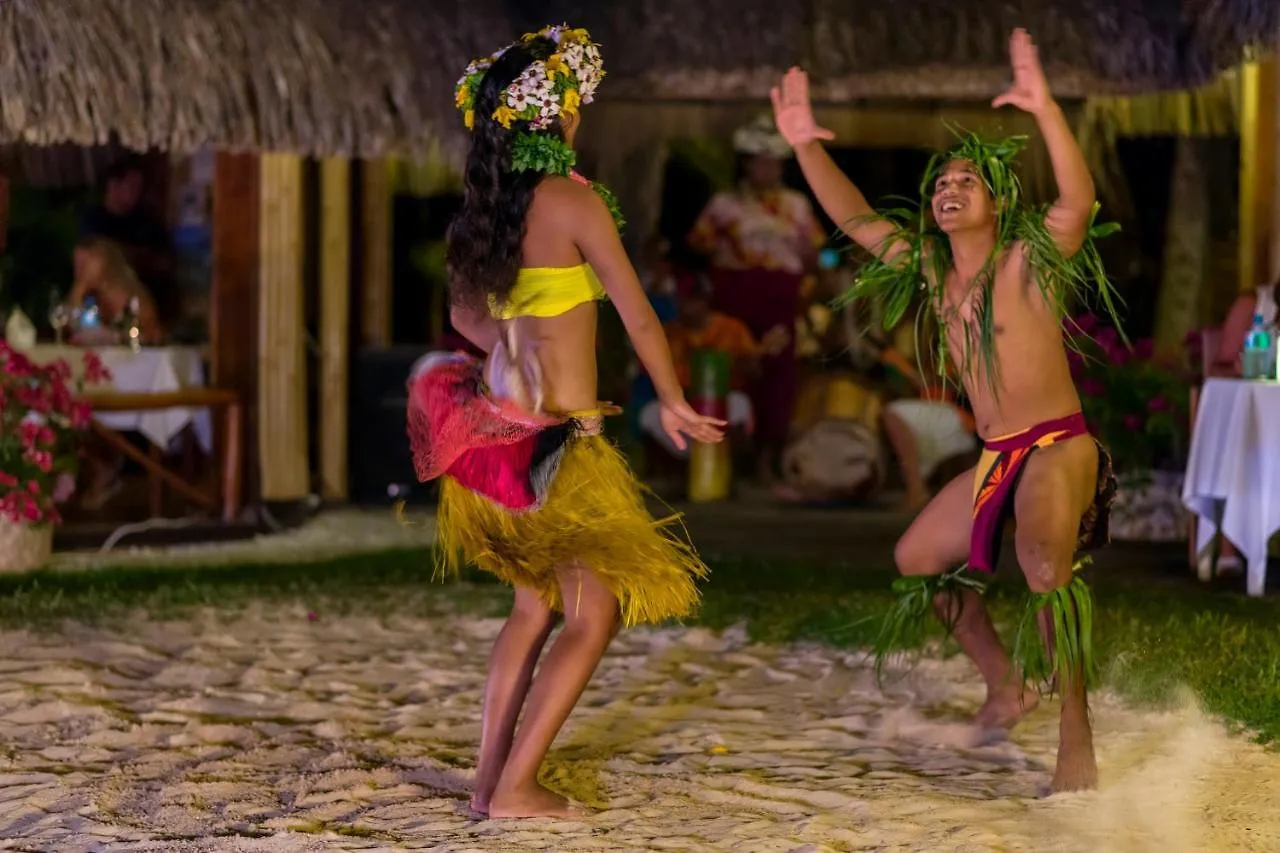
[[659, 397, 726, 451]]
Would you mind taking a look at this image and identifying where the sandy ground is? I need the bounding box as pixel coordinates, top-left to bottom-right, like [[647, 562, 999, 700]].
[[0, 592, 1276, 853]]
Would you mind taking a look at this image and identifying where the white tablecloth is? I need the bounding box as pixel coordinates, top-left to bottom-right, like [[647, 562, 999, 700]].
[[21, 345, 214, 452], [1182, 378, 1280, 596]]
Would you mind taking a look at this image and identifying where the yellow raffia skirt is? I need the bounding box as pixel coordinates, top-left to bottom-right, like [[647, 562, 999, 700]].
[[435, 434, 708, 627]]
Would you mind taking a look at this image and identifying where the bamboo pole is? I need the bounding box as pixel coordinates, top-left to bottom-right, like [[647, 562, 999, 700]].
[[320, 158, 352, 501], [361, 158, 393, 346], [257, 153, 309, 501], [1238, 56, 1277, 293]]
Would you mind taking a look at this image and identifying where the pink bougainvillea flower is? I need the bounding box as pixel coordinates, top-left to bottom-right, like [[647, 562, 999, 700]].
[[1079, 378, 1105, 396], [1074, 313, 1100, 334]]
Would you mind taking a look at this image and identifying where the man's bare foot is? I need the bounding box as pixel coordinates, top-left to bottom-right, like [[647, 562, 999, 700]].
[[488, 782, 585, 819], [1049, 717, 1098, 794], [974, 684, 1039, 731]]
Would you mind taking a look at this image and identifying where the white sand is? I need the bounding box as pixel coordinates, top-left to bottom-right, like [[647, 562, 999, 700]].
[[0, 596, 1275, 852]]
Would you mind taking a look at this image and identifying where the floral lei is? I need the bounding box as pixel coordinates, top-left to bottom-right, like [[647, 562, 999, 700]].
[[835, 127, 1124, 394], [455, 24, 625, 232]]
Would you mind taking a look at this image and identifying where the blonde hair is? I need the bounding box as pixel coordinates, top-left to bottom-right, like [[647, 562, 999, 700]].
[[75, 237, 145, 295]]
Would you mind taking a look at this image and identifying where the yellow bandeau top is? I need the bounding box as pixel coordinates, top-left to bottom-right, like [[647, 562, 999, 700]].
[[489, 263, 606, 320]]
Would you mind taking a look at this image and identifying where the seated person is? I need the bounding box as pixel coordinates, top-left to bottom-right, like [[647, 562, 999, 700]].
[[639, 273, 788, 459], [68, 237, 163, 344], [851, 326, 979, 512]]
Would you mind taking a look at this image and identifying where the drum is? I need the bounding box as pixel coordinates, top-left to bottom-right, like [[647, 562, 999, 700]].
[[781, 373, 885, 502], [687, 349, 732, 503]]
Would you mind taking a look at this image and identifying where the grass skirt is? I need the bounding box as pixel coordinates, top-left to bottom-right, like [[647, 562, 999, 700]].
[[408, 351, 707, 627], [436, 434, 707, 626]]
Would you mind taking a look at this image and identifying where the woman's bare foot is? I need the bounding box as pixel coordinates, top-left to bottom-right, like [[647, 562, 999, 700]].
[[488, 781, 584, 819], [974, 684, 1039, 731], [469, 768, 501, 815]]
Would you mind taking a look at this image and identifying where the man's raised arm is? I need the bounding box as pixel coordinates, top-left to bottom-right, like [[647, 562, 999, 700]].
[[992, 29, 1094, 257], [772, 69, 906, 262]]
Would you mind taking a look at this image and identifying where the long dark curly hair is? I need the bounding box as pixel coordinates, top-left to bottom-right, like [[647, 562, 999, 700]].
[[447, 36, 561, 313]]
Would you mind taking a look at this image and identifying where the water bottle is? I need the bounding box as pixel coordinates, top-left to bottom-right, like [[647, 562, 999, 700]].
[[79, 294, 100, 328], [1241, 313, 1274, 379]]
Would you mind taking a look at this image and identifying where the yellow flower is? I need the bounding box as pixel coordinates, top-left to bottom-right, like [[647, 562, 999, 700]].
[[464, 109, 475, 129], [566, 28, 589, 42], [545, 54, 566, 79], [455, 86, 468, 108], [492, 105, 518, 128], [561, 88, 581, 115]]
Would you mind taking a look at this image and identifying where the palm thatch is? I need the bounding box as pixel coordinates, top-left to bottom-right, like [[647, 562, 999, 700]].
[[522, 0, 1280, 100], [0, 0, 509, 159], [3, 1, 1276, 162]]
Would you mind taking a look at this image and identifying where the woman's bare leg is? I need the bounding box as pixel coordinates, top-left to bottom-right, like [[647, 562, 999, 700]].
[[471, 588, 557, 813], [488, 564, 619, 818]]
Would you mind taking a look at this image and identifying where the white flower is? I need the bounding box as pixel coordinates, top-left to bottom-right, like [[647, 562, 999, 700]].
[[507, 90, 530, 110], [540, 100, 562, 119]]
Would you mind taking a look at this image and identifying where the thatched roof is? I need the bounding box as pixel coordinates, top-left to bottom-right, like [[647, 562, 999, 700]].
[[523, 0, 1280, 100], [0, 0, 507, 158], [2, 1, 1276, 161]]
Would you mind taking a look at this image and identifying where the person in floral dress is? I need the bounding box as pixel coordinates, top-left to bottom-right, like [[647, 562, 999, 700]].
[[687, 115, 826, 481]]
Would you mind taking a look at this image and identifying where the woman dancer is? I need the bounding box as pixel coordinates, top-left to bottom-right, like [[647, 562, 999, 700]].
[[408, 25, 724, 819]]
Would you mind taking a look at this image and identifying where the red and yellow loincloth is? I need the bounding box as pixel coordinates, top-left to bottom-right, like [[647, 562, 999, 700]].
[[406, 352, 707, 626], [969, 411, 1115, 573]]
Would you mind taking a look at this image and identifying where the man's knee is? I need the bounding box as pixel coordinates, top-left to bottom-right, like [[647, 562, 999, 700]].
[[1014, 531, 1074, 593], [894, 530, 945, 577]]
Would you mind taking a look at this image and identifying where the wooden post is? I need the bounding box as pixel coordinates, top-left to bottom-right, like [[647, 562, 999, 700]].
[[0, 173, 10, 253], [1238, 55, 1278, 292], [361, 158, 393, 346], [319, 158, 351, 501], [257, 153, 309, 502], [211, 153, 260, 506]]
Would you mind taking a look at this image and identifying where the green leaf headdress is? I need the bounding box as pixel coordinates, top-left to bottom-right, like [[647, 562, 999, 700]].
[[835, 126, 1124, 392]]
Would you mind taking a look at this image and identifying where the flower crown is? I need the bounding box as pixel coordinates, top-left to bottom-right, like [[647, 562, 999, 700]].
[[455, 25, 604, 132]]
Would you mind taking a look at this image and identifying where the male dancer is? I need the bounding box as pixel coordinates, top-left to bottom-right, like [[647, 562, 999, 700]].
[[772, 29, 1119, 792]]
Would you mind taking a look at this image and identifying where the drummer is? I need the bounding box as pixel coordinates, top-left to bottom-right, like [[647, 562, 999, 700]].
[[639, 272, 789, 459]]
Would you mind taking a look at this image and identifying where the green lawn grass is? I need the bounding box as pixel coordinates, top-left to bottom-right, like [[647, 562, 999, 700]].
[[5, 548, 1279, 745]]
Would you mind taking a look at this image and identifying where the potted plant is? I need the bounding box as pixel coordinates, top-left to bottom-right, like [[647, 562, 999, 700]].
[[0, 341, 109, 572], [1068, 315, 1191, 542]]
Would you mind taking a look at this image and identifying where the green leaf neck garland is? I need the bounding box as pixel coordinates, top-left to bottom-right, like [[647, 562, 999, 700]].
[[509, 132, 626, 233], [833, 126, 1125, 396]]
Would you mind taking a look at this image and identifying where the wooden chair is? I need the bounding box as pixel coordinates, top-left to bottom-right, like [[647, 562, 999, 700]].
[[82, 388, 244, 522], [1186, 327, 1221, 573]]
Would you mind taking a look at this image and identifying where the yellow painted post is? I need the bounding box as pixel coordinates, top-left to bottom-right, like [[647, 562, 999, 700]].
[[257, 153, 309, 501]]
